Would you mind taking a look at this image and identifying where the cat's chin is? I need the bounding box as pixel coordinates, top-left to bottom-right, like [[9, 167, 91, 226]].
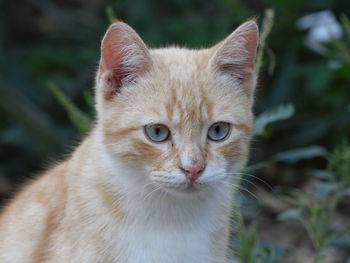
[[158, 182, 211, 198]]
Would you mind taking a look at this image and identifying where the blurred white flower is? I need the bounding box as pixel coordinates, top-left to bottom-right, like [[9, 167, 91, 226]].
[[296, 10, 343, 54]]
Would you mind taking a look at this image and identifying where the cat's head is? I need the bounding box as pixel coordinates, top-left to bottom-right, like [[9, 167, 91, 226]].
[[96, 21, 258, 197]]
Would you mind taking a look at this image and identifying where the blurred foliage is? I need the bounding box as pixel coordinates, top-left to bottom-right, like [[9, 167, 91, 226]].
[[254, 103, 294, 137], [328, 139, 350, 184], [48, 82, 92, 133], [235, 221, 285, 263], [277, 140, 350, 262]]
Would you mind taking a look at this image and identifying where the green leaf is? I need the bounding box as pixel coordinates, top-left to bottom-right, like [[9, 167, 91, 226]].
[[48, 82, 92, 134], [256, 9, 275, 77], [311, 181, 338, 197], [310, 205, 323, 216], [254, 104, 294, 136], [340, 13, 350, 41], [105, 5, 118, 23], [328, 139, 350, 183], [272, 145, 328, 163], [277, 208, 302, 221], [328, 235, 350, 248], [259, 243, 285, 263]]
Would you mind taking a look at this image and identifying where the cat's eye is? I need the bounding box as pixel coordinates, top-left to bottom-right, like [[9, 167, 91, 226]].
[[207, 122, 231, 141], [144, 124, 170, 142]]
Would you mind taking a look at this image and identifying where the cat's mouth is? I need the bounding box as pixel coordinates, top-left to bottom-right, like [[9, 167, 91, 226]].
[[161, 181, 209, 194], [149, 171, 214, 196]]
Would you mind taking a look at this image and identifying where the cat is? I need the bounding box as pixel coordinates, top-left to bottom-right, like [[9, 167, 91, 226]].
[[0, 20, 258, 263]]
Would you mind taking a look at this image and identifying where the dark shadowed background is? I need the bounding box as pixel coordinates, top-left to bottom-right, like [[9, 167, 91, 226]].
[[1, 0, 350, 262]]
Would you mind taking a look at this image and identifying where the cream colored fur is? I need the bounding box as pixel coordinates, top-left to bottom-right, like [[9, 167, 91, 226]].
[[0, 21, 259, 263]]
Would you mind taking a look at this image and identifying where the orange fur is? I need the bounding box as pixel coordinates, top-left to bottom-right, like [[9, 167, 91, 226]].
[[0, 20, 259, 263], [105, 126, 139, 139]]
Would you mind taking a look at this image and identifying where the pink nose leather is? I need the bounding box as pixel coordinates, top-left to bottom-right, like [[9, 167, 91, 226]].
[[180, 165, 204, 182]]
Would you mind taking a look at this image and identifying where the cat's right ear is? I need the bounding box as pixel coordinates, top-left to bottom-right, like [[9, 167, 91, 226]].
[[97, 22, 152, 101], [208, 20, 259, 97]]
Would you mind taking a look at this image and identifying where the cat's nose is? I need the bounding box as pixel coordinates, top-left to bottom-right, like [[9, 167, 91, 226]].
[[179, 165, 205, 182]]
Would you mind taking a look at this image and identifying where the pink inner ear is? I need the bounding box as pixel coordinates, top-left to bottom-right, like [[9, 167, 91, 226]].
[[99, 63, 129, 100], [100, 28, 130, 99], [213, 21, 259, 85], [99, 47, 131, 100], [244, 30, 258, 67], [98, 23, 151, 100]]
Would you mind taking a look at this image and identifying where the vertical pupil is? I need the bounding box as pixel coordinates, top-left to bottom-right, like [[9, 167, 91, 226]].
[[155, 126, 160, 136], [215, 125, 220, 134]]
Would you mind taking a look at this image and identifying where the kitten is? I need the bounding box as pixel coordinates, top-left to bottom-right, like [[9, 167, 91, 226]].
[[0, 20, 258, 263]]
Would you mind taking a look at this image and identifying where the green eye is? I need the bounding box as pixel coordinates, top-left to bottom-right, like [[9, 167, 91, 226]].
[[207, 122, 231, 141], [144, 124, 170, 142]]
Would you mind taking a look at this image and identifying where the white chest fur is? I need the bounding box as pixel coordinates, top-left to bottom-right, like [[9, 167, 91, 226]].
[[104, 185, 229, 263], [118, 221, 212, 263]]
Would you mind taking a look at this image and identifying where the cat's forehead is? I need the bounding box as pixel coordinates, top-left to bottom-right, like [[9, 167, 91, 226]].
[[142, 50, 211, 102], [118, 48, 251, 128], [150, 47, 212, 80], [147, 47, 225, 100]]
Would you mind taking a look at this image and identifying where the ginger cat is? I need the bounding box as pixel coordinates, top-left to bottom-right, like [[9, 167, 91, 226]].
[[0, 20, 258, 263]]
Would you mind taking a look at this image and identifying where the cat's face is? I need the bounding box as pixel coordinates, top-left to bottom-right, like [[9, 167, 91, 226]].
[[96, 22, 258, 196]]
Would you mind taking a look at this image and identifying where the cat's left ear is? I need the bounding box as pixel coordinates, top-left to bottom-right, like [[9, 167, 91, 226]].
[[97, 22, 152, 101], [209, 20, 259, 96]]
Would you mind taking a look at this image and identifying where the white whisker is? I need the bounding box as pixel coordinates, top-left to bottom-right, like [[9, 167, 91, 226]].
[[239, 177, 260, 190], [143, 185, 162, 202], [217, 180, 258, 200], [224, 172, 272, 190]]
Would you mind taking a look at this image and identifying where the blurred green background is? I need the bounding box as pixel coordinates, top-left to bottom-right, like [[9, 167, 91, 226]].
[[0, 0, 350, 262]]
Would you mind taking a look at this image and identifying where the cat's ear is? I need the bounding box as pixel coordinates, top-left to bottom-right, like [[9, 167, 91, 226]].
[[97, 22, 152, 100], [209, 20, 259, 96]]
